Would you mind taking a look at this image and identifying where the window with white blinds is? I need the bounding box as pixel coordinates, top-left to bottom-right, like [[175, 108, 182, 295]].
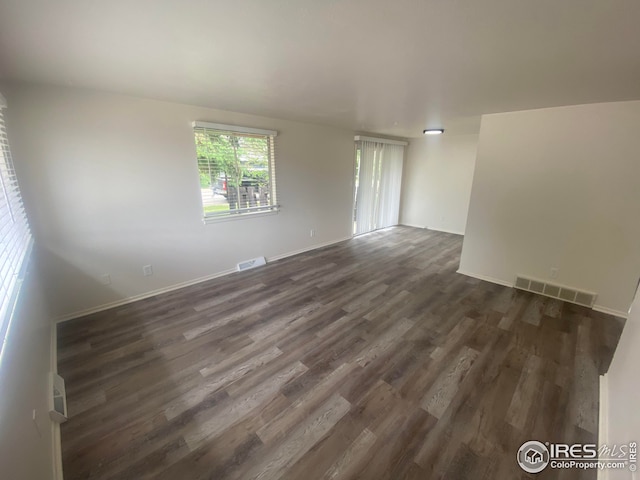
[[0, 94, 33, 362], [192, 121, 278, 222]]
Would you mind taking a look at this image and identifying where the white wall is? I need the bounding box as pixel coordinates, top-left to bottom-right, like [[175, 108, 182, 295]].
[[400, 134, 478, 235], [2, 84, 355, 318], [460, 101, 640, 316], [0, 262, 55, 480], [600, 283, 639, 480]]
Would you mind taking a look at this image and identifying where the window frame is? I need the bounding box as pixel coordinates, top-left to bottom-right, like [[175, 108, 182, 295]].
[[0, 93, 33, 366], [192, 121, 279, 223]]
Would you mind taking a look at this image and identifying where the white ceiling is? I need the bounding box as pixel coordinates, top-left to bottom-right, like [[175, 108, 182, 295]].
[[1, 0, 640, 138]]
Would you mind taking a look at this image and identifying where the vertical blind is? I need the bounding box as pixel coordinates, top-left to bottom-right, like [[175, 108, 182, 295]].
[[0, 95, 32, 361], [354, 140, 405, 235]]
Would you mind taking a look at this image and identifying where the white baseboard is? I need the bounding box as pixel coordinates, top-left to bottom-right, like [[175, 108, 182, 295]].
[[426, 226, 465, 236], [456, 271, 630, 319], [399, 223, 465, 236], [267, 236, 352, 262], [54, 236, 353, 324], [399, 222, 426, 229], [55, 268, 236, 323], [598, 374, 609, 480], [52, 423, 63, 480], [50, 324, 64, 480], [50, 323, 57, 373], [49, 236, 351, 477], [593, 304, 629, 319], [456, 269, 514, 288]]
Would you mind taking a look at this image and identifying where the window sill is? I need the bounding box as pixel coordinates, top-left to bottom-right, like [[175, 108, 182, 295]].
[[202, 206, 280, 224]]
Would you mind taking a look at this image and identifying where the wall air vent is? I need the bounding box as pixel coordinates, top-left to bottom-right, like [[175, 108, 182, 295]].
[[237, 256, 267, 272], [514, 275, 597, 308], [49, 372, 68, 424]]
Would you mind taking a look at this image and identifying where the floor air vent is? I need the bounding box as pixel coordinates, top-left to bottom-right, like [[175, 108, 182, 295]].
[[514, 275, 597, 307], [237, 256, 266, 272]]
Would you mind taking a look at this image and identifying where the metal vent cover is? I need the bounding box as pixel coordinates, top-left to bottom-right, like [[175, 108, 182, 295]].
[[543, 284, 560, 297], [514, 275, 597, 308], [559, 287, 577, 302], [237, 256, 267, 272]]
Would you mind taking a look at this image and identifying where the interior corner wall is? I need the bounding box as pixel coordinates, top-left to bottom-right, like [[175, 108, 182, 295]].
[[459, 100, 640, 315], [399, 133, 478, 235], [2, 84, 355, 319], [0, 262, 55, 480]]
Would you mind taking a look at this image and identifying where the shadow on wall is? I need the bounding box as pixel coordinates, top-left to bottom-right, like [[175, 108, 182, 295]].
[[34, 244, 130, 320]]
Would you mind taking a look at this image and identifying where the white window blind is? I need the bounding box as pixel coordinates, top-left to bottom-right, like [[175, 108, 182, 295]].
[[0, 95, 33, 362], [354, 139, 405, 235], [192, 122, 278, 221]]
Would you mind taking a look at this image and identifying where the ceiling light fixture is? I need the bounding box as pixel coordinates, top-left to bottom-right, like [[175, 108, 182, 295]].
[[423, 129, 445, 135]]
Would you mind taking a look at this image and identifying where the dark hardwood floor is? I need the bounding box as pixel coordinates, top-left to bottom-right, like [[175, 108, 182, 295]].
[[57, 227, 624, 480]]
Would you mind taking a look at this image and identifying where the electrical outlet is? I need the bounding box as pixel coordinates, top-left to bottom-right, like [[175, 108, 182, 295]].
[[100, 274, 111, 285], [143, 265, 153, 276], [550, 267, 559, 279], [310, 229, 315, 238]]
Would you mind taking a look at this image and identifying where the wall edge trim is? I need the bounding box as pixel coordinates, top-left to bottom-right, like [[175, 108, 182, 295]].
[[457, 272, 629, 318], [267, 236, 352, 262], [456, 269, 514, 288], [50, 324, 63, 480], [399, 223, 465, 236], [597, 374, 609, 480], [425, 226, 465, 236], [54, 235, 353, 324], [593, 305, 629, 319], [54, 268, 236, 324]]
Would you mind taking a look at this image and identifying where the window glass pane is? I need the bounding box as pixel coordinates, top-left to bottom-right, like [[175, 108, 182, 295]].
[[0, 104, 32, 363], [194, 129, 274, 217]]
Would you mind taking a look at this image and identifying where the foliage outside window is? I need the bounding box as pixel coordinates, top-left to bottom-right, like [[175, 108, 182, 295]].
[[193, 122, 278, 220]]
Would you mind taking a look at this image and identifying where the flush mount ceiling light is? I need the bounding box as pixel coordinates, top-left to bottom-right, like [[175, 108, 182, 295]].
[[423, 129, 445, 135]]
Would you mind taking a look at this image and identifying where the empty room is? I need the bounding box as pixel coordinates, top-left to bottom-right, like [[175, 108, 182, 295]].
[[1, 1, 639, 479]]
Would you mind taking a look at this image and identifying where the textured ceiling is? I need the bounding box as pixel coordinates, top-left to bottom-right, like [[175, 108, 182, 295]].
[[1, 0, 639, 137]]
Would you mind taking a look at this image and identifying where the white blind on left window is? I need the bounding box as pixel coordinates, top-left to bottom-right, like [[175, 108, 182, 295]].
[[0, 97, 33, 360]]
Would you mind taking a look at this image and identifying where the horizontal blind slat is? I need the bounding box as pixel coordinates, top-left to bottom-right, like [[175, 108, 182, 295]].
[[0, 104, 32, 357], [194, 126, 278, 218]]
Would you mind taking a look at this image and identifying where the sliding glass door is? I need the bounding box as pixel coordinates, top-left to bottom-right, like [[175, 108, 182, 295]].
[[353, 138, 405, 235]]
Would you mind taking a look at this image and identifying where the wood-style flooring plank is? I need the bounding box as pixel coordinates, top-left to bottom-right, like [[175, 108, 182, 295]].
[[57, 226, 625, 480]]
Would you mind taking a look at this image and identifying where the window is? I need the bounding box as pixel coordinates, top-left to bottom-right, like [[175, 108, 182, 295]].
[[353, 136, 405, 235], [193, 121, 278, 221], [0, 94, 33, 364]]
